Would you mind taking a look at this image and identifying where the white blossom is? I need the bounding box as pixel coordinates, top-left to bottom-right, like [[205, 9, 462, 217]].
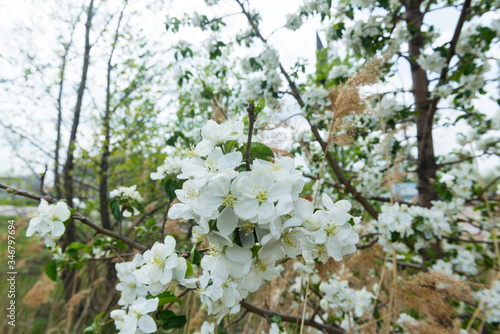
[[27, 199, 70, 248]]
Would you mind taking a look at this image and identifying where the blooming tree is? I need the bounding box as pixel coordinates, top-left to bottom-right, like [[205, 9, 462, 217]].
[[1, 0, 500, 333]]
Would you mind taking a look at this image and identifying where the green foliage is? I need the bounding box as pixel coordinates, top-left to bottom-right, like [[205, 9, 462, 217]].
[[151, 291, 182, 307], [189, 247, 203, 266], [159, 310, 187, 330], [45, 261, 58, 281]]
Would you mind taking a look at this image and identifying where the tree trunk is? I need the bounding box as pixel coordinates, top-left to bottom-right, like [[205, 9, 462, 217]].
[[62, 0, 95, 301], [55, 21, 78, 199], [405, 0, 443, 262], [99, 4, 127, 292], [405, 0, 438, 208]]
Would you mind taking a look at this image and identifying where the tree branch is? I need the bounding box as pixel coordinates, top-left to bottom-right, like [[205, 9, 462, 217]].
[[240, 300, 345, 334]]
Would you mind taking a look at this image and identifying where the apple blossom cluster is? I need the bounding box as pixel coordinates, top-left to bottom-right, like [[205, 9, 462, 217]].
[[110, 297, 159, 334], [444, 163, 477, 199], [319, 274, 375, 325], [112, 236, 192, 333], [160, 119, 360, 320], [240, 47, 282, 108], [110, 185, 144, 217], [194, 321, 215, 334], [150, 156, 183, 180], [26, 199, 71, 248], [417, 52, 447, 73], [473, 281, 500, 324], [376, 202, 454, 253], [302, 85, 331, 114], [328, 64, 353, 81]]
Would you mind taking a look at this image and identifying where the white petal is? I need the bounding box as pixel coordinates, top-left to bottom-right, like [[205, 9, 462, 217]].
[[51, 221, 65, 237], [234, 198, 259, 220], [53, 202, 71, 221], [335, 200, 352, 212], [138, 314, 157, 333], [218, 152, 243, 171], [195, 139, 215, 156], [217, 207, 238, 236], [258, 201, 274, 220], [163, 235, 177, 253], [321, 194, 334, 211], [225, 246, 252, 263], [252, 165, 274, 189], [139, 297, 159, 314], [268, 179, 292, 202], [275, 195, 293, 216]]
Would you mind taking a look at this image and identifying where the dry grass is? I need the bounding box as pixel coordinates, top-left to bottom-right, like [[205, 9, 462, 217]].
[[394, 271, 473, 333], [22, 274, 56, 307]]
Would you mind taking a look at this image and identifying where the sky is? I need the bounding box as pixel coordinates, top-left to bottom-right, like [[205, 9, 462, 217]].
[[0, 0, 498, 180]]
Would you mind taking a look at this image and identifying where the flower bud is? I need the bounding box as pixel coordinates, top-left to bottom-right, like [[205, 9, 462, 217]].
[[302, 215, 321, 232]]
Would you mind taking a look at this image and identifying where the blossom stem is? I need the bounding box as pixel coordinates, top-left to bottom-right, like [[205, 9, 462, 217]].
[[245, 101, 256, 171]]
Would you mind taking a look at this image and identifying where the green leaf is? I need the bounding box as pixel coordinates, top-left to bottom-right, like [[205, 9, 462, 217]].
[[67, 242, 87, 251], [114, 241, 127, 251], [146, 218, 156, 228], [134, 202, 146, 214], [249, 142, 275, 162], [45, 261, 58, 281], [189, 248, 203, 266], [254, 98, 266, 114], [110, 199, 121, 221], [185, 261, 193, 277], [159, 310, 187, 330], [270, 314, 281, 325], [163, 179, 178, 199], [152, 291, 182, 307]]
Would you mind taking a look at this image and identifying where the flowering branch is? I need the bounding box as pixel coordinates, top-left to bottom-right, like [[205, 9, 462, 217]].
[[0, 182, 147, 252]]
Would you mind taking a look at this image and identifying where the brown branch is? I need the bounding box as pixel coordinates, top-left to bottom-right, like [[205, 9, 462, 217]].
[[369, 196, 416, 206], [357, 237, 379, 250], [436, 153, 487, 168], [477, 175, 500, 199], [39, 165, 48, 196], [239, 300, 345, 334], [379, 256, 424, 270], [87, 252, 138, 261], [160, 200, 172, 241], [164, 288, 194, 310]]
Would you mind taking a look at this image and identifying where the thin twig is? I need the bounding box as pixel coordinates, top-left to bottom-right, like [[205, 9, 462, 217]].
[[39, 165, 48, 196], [159, 200, 172, 241]]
